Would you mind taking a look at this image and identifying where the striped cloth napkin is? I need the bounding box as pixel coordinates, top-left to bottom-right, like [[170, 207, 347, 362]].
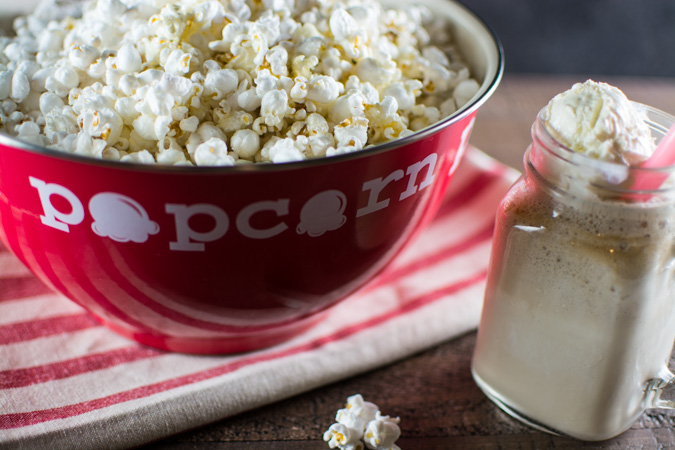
[[0, 147, 519, 450]]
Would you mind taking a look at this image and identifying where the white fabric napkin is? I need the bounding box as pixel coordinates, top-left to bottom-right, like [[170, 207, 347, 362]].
[[0, 147, 519, 450]]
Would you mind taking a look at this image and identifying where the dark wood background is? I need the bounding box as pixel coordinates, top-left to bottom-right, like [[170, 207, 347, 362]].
[[142, 331, 675, 449]]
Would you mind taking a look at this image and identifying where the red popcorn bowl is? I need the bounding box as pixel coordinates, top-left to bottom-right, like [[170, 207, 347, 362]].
[[0, 0, 502, 354]]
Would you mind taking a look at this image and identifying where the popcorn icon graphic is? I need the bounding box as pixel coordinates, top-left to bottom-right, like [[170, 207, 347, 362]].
[[296, 190, 347, 237], [89, 193, 160, 243]]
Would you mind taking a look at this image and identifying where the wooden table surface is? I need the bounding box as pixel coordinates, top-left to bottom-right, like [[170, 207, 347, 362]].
[[141, 74, 675, 450]]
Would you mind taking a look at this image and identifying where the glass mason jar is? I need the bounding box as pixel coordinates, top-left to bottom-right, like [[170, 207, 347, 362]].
[[472, 104, 675, 441]]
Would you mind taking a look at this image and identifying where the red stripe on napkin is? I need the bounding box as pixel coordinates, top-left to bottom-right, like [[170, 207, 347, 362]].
[[0, 269, 486, 429], [0, 313, 98, 345], [0, 346, 161, 389], [375, 223, 493, 286], [0, 277, 54, 302]]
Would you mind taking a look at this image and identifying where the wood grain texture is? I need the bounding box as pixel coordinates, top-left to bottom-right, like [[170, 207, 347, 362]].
[[142, 332, 675, 449], [140, 75, 675, 449]]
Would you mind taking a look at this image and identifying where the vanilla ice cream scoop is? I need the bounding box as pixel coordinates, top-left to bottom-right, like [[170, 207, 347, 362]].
[[543, 80, 655, 165]]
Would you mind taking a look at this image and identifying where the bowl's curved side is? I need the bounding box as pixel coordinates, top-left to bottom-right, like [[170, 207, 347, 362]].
[[0, 0, 503, 354], [0, 114, 476, 353]]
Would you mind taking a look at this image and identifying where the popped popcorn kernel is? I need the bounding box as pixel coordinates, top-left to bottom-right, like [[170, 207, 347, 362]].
[[0, 0, 480, 166], [363, 412, 401, 450], [193, 137, 234, 166], [324, 423, 365, 450], [324, 395, 401, 450], [230, 128, 260, 159]]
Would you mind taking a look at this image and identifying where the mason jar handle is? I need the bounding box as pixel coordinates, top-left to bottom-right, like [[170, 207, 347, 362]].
[[644, 367, 675, 409]]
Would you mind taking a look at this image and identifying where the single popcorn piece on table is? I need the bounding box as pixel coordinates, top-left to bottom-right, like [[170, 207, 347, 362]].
[[0, 0, 480, 166], [324, 423, 365, 450], [363, 412, 402, 450], [324, 394, 401, 450]]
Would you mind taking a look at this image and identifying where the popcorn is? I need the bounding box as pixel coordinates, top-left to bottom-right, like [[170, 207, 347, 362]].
[[290, 76, 309, 102], [334, 116, 368, 148], [330, 91, 367, 124], [39, 92, 64, 115], [203, 64, 239, 100], [260, 89, 290, 128], [0, 0, 480, 166], [329, 9, 358, 42], [324, 423, 365, 450], [255, 69, 280, 97], [230, 128, 260, 159], [186, 121, 227, 155], [382, 80, 422, 112], [45, 64, 80, 97], [15, 120, 43, 145], [263, 136, 304, 163], [68, 44, 99, 70], [306, 112, 330, 135], [193, 137, 235, 165], [319, 47, 351, 80], [453, 78, 481, 108], [308, 133, 334, 157], [121, 148, 155, 164], [324, 395, 401, 450], [114, 44, 143, 74], [11, 69, 31, 103], [157, 145, 188, 165], [306, 75, 343, 104], [363, 413, 401, 450], [162, 48, 194, 75]]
